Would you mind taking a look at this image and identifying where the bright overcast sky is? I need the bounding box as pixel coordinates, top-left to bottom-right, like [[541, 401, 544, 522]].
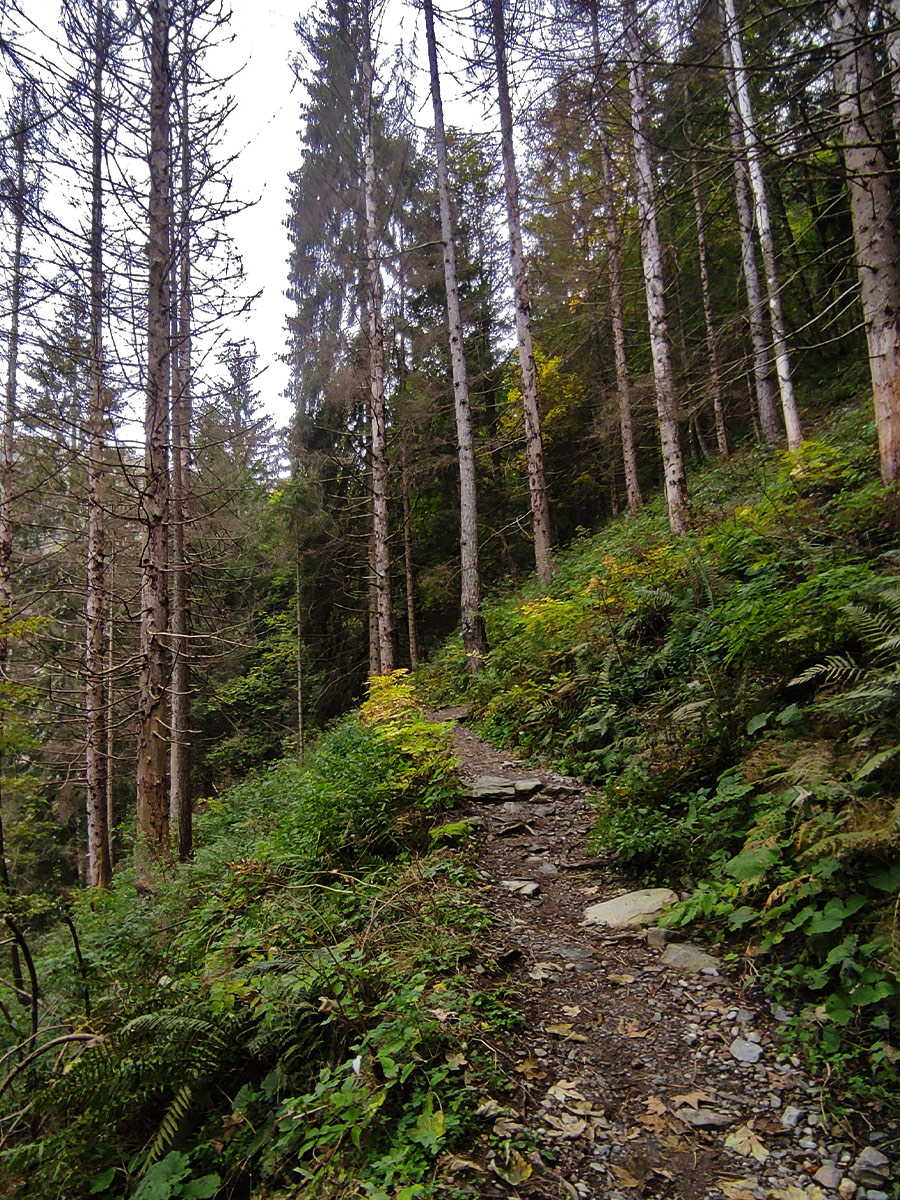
[[222, 0, 491, 430]]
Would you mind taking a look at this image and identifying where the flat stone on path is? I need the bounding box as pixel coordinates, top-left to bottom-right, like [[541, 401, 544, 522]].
[[660, 942, 721, 973], [467, 775, 518, 801], [501, 879, 541, 897], [583, 887, 678, 928], [514, 778, 543, 794], [729, 1037, 764, 1064]]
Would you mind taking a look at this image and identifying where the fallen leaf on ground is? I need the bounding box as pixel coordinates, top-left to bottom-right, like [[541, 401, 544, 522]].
[[475, 1099, 503, 1119], [608, 972, 636, 985], [529, 961, 560, 982], [617, 1017, 652, 1039], [767, 1187, 807, 1200], [645, 1096, 668, 1115], [441, 1156, 484, 1174], [546, 1022, 589, 1043], [514, 1056, 543, 1078], [444, 1051, 467, 1069], [547, 1080, 585, 1103], [672, 1090, 716, 1109], [490, 1147, 532, 1186], [717, 1177, 758, 1200], [725, 1125, 769, 1163], [543, 1112, 588, 1139], [562, 1004, 582, 1018], [611, 1165, 642, 1189]]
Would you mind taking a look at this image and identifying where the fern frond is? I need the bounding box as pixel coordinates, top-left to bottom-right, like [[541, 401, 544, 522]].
[[143, 1081, 194, 1169], [854, 745, 900, 780], [790, 655, 861, 688]]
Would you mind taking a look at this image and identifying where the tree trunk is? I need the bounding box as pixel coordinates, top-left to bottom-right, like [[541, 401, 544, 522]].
[[295, 557, 304, 766], [362, 10, 394, 674], [399, 433, 419, 671], [86, 0, 112, 887], [830, 0, 900, 484], [690, 160, 729, 457], [136, 0, 172, 872], [623, 0, 690, 535], [169, 51, 192, 861], [720, 0, 803, 449], [879, 0, 900, 142], [424, 0, 486, 669], [106, 561, 115, 868], [721, 49, 781, 444], [588, 0, 642, 513], [489, 0, 553, 585]]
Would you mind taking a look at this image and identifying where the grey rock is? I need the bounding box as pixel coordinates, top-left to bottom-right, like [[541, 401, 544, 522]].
[[531, 803, 557, 817], [661, 942, 721, 973], [583, 887, 678, 929], [514, 777, 543, 794], [537, 861, 558, 876], [501, 879, 541, 897], [729, 1037, 764, 1064], [556, 943, 592, 961], [678, 1108, 736, 1129], [851, 1149, 890, 1185], [865, 1191, 889, 1200], [646, 926, 672, 948], [467, 775, 518, 801], [814, 1166, 844, 1191], [499, 801, 527, 816], [799, 1138, 818, 1151]]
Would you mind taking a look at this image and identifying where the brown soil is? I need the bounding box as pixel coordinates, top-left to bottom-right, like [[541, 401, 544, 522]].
[[432, 709, 894, 1200]]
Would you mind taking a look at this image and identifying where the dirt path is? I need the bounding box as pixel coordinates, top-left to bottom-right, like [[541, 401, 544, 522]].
[[434, 709, 894, 1200]]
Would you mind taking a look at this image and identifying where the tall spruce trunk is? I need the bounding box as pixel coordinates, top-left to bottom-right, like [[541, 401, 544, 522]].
[[86, 0, 112, 887], [362, 12, 394, 674], [399, 433, 419, 671], [720, 0, 802, 449], [169, 59, 192, 861], [424, 0, 486, 669], [879, 0, 900, 141], [690, 160, 729, 457], [622, 0, 690, 534], [295, 557, 304, 765], [136, 0, 172, 871], [489, 0, 553, 585], [830, 0, 900, 483]]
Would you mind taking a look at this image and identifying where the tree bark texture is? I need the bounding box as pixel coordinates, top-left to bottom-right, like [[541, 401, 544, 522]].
[[169, 53, 192, 861], [690, 160, 729, 457], [720, 0, 803, 449], [490, 0, 554, 585], [424, 0, 486, 669], [136, 0, 172, 871], [830, 0, 900, 484], [399, 433, 419, 671], [86, 1, 112, 887], [362, 12, 394, 674], [623, 0, 690, 535]]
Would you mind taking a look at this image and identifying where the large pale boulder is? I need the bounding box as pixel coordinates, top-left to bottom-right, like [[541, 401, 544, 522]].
[[583, 887, 678, 928]]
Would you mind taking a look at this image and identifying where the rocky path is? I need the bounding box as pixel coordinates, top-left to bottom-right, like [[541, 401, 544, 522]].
[[433, 709, 895, 1200]]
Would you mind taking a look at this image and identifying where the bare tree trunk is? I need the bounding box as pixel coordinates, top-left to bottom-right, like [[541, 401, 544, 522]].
[[599, 130, 642, 511], [623, 0, 690, 535], [295, 557, 304, 766], [106, 561, 115, 868], [399, 433, 419, 671], [169, 51, 192, 861], [86, 0, 112, 887], [690, 160, 729, 457], [721, 51, 781, 444], [489, 0, 553, 585], [424, 0, 486, 669], [720, 0, 803, 449], [136, 0, 172, 872], [878, 0, 900, 142], [362, 10, 394, 674], [830, 0, 900, 483]]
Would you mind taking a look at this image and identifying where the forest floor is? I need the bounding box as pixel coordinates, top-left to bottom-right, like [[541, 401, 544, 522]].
[[431, 708, 896, 1200]]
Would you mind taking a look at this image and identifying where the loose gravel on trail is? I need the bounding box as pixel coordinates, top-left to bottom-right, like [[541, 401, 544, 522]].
[[433, 709, 897, 1200]]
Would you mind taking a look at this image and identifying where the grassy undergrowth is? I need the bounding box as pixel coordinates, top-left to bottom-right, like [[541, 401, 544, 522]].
[[0, 674, 521, 1199], [422, 401, 900, 1116]]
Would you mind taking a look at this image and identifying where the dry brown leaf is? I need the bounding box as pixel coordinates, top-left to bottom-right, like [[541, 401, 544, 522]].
[[645, 1095, 668, 1115], [562, 1004, 582, 1018], [608, 972, 637, 985], [475, 1099, 503, 1119], [617, 1017, 652, 1039], [514, 1056, 543, 1078], [544, 1112, 588, 1139], [767, 1187, 808, 1200], [445, 1051, 467, 1069], [611, 1165, 642, 1189], [718, 1177, 759, 1200], [725, 1125, 769, 1163], [529, 961, 560, 982], [442, 1156, 485, 1174], [546, 1022, 589, 1043], [672, 1090, 716, 1109], [638, 1113, 670, 1133], [547, 1080, 585, 1103]]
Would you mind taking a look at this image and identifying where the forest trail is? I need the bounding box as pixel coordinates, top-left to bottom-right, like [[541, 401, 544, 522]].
[[432, 708, 893, 1200]]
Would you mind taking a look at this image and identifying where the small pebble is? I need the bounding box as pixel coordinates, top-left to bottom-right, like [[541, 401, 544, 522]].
[[814, 1164, 843, 1190]]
